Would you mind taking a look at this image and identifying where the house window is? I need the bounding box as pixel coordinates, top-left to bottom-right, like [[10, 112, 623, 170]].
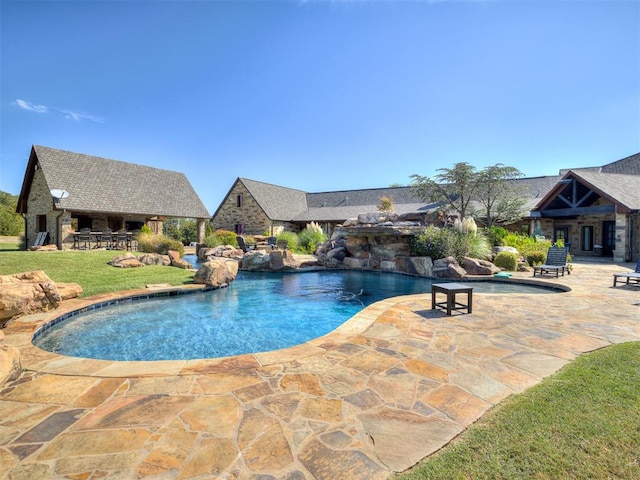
[[581, 226, 593, 251], [37, 215, 47, 232], [237, 194, 243, 208], [235, 223, 244, 234]]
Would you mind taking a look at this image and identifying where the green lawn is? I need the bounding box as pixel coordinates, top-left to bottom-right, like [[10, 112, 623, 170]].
[[0, 249, 195, 297], [395, 342, 640, 480]]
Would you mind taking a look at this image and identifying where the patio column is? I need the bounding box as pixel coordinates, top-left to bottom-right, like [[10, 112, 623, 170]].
[[197, 219, 206, 244], [614, 212, 628, 262]]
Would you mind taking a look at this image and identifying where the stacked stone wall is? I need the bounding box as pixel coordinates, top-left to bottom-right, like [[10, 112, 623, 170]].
[[211, 182, 272, 235]]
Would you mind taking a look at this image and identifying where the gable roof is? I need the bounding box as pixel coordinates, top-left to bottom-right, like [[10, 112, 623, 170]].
[[534, 170, 640, 213], [239, 178, 309, 220], [17, 145, 210, 218]]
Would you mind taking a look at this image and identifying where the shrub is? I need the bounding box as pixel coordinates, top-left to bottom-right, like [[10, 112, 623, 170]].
[[487, 226, 509, 246], [411, 226, 492, 263], [526, 252, 546, 266], [276, 231, 300, 252], [137, 232, 184, 256], [139, 224, 152, 235], [377, 196, 394, 212], [494, 251, 518, 271], [298, 227, 326, 254], [202, 229, 238, 248]]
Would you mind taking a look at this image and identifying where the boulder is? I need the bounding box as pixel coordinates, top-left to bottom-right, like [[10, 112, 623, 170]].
[[462, 257, 501, 276], [0, 344, 21, 389], [493, 246, 520, 256], [199, 245, 243, 261], [326, 247, 347, 262], [0, 271, 82, 323], [240, 250, 271, 271], [432, 256, 467, 279], [171, 258, 194, 269], [194, 258, 239, 287], [357, 212, 399, 224], [345, 236, 370, 258], [109, 253, 145, 268], [268, 250, 301, 271], [138, 253, 171, 266], [394, 256, 433, 276]]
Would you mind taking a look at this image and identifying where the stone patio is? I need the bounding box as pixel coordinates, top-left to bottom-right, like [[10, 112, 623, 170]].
[[1, 259, 639, 479]]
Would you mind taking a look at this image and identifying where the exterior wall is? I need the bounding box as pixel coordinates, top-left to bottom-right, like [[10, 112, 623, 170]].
[[211, 182, 272, 235], [25, 167, 55, 246]]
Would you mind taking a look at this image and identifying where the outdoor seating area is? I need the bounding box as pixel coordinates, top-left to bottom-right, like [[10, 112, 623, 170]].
[[533, 246, 571, 278], [72, 230, 135, 250], [613, 258, 640, 287]]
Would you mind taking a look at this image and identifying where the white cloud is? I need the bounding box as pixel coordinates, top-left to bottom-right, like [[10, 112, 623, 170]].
[[61, 109, 105, 124], [14, 98, 104, 123], [15, 99, 48, 113]]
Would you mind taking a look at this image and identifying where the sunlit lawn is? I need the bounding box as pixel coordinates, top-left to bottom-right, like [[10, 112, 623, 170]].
[[0, 249, 195, 297], [394, 341, 640, 480]]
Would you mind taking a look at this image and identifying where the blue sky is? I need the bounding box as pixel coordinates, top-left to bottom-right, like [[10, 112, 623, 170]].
[[1, 0, 639, 214]]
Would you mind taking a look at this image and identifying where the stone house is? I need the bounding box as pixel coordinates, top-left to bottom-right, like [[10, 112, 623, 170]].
[[212, 152, 640, 262], [16, 145, 210, 250]]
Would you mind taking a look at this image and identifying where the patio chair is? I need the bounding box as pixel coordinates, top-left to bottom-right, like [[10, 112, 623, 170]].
[[266, 236, 277, 250], [533, 246, 570, 278], [78, 228, 91, 250], [236, 236, 256, 253], [613, 258, 640, 287]]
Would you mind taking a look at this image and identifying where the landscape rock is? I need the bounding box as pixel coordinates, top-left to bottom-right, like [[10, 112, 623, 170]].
[[462, 257, 501, 276], [199, 245, 243, 261], [109, 253, 145, 268], [240, 250, 271, 271], [171, 258, 194, 269], [138, 253, 171, 266], [357, 212, 399, 224], [0, 271, 82, 323], [432, 257, 467, 279], [194, 258, 239, 287], [268, 250, 301, 271]]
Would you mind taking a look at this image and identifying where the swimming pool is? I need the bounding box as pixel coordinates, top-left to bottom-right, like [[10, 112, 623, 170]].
[[33, 270, 560, 362]]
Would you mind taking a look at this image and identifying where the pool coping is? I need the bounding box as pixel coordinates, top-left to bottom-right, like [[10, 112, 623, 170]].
[[4, 275, 568, 378]]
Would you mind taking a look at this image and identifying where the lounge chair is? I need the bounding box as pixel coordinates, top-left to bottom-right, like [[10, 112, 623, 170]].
[[533, 246, 570, 278], [236, 236, 256, 253], [613, 258, 640, 287]]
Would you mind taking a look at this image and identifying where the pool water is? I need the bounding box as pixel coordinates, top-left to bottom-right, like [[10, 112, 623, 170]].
[[34, 270, 557, 361]]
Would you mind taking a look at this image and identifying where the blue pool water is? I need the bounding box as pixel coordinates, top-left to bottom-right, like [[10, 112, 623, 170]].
[[34, 270, 558, 361]]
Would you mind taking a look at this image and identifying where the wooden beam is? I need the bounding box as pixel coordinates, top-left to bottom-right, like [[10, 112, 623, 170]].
[[539, 205, 615, 217]]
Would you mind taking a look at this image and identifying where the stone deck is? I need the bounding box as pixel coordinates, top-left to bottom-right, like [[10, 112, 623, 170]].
[[1, 259, 639, 479]]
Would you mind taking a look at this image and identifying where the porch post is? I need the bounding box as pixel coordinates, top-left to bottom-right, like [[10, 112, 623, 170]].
[[614, 212, 628, 263], [196, 219, 206, 244]]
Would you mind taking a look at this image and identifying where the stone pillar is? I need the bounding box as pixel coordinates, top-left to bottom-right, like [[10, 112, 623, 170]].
[[197, 219, 207, 244], [614, 212, 628, 262]]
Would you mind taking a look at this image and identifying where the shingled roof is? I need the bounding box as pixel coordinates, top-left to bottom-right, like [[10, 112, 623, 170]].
[[17, 145, 210, 218], [567, 170, 640, 210], [237, 178, 309, 220]]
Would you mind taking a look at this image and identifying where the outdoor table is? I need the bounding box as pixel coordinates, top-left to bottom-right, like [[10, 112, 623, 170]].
[[431, 282, 473, 315]]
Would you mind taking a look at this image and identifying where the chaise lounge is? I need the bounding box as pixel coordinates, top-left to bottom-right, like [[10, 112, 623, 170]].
[[612, 258, 640, 287], [533, 246, 570, 278]]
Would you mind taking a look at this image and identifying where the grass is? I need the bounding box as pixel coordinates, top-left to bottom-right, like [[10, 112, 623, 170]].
[[395, 341, 640, 480], [0, 249, 195, 297]]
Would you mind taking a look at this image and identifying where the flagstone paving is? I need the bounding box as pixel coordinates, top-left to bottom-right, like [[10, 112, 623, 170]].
[[1, 259, 639, 479]]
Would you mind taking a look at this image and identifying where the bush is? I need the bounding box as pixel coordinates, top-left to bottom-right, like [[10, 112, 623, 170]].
[[202, 229, 238, 248], [494, 251, 518, 271], [487, 226, 509, 246], [137, 232, 184, 256], [276, 231, 300, 252], [298, 226, 326, 254], [410, 226, 492, 263], [526, 252, 546, 266]]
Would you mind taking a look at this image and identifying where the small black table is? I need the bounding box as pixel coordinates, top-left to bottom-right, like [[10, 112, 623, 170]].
[[431, 283, 473, 315]]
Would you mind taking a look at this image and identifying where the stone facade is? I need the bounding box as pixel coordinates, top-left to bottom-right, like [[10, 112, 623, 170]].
[[211, 181, 295, 236]]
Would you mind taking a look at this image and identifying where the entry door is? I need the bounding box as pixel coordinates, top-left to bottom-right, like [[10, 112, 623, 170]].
[[602, 221, 616, 256]]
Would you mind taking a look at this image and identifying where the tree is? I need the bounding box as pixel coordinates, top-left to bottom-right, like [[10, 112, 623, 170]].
[[410, 162, 480, 220], [0, 191, 23, 236], [475, 164, 527, 227]]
